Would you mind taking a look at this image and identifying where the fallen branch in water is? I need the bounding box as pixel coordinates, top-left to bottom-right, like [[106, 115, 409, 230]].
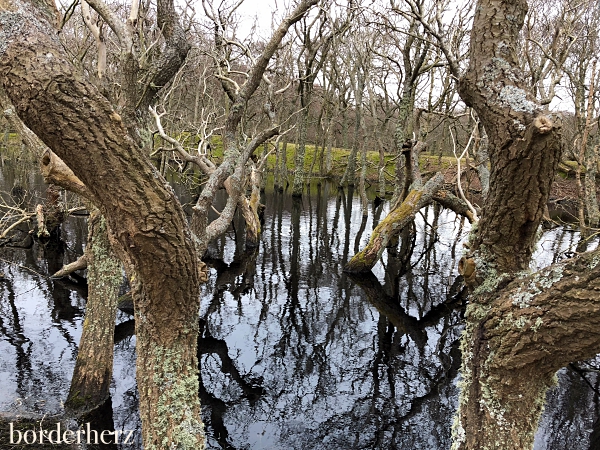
[[344, 172, 445, 274]]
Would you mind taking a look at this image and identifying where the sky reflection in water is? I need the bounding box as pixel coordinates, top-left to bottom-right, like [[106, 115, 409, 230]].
[[0, 177, 597, 449]]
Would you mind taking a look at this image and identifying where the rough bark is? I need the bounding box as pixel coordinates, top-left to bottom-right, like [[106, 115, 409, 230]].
[[344, 172, 444, 273], [453, 250, 600, 450], [584, 142, 600, 228], [1, 87, 93, 200], [65, 211, 121, 415], [451, 1, 571, 450], [458, 0, 562, 275], [0, 5, 205, 448]]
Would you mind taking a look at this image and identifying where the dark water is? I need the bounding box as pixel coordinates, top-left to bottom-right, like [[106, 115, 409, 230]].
[[0, 165, 598, 449]]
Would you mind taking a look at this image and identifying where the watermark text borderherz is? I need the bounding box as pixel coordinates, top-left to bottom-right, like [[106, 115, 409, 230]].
[[7, 422, 135, 445]]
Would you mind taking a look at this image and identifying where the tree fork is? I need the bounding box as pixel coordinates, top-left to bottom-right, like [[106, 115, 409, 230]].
[[458, 0, 562, 275], [451, 0, 569, 449], [453, 249, 600, 450]]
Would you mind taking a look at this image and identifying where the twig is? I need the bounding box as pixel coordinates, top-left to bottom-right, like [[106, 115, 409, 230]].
[[450, 122, 479, 222], [0, 257, 48, 279]]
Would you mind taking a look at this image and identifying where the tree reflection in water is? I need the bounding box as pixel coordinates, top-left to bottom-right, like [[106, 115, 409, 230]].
[[0, 173, 598, 449]]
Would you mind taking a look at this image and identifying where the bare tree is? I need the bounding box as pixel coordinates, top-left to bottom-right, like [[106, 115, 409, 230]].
[[291, 1, 351, 197]]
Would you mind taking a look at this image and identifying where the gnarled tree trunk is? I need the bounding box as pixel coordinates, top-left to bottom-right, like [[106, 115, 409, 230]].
[[458, 0, 562, 275], [453, 252, 600, 450], [0, 5, 204, 448], [448, 1, 599, 450]]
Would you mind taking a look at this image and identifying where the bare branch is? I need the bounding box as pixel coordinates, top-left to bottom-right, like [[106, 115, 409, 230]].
[[450, 120, 480, 222], [149, 106, 215, 175], [81, 0, 107, 78], [85, 0, 132, 51], [51, 254, 89, 278]]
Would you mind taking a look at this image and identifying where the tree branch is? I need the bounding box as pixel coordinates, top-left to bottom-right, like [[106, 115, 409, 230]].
[[85, 0, 132, 51], [51, 254, 89, 278]]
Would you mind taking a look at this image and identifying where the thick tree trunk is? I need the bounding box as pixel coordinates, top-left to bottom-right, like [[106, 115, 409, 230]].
[[0, 7, 205, 448], [344, 172, 443, 273], [584, 142, 600, 228], [453, 250, 600, 450], [66, 211, 121, 415], [452, 1, 570, 450], [458, 0, 562, 275]]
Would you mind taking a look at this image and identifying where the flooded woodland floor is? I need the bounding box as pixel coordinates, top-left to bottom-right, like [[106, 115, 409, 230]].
[[0, 165, 599, 449]]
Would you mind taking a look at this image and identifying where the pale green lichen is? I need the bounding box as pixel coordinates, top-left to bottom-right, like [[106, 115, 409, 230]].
[[88, 216, 122, 285], [144, 344, 206, 450], [589, 253, 600, 270], [498, 85, 537, 113], [513, 316, 529, 329], [473, 270, 512, 296], [465, 302, 492, 322], [512, 119, 526, 132], [451, 344, 471, 448], [480, 381, 509, 428], [532, 317, 544, 332], [470, 245, 512, 297], [450, 415, 466, 449], [512, 289, 535, 309], [512, 265, 564, 308], [0, 11, 25, 57], [537, 266, 564, 288]]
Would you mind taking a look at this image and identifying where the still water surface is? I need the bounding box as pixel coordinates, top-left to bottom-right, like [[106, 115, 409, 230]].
[[0, 167, 598, 449]]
